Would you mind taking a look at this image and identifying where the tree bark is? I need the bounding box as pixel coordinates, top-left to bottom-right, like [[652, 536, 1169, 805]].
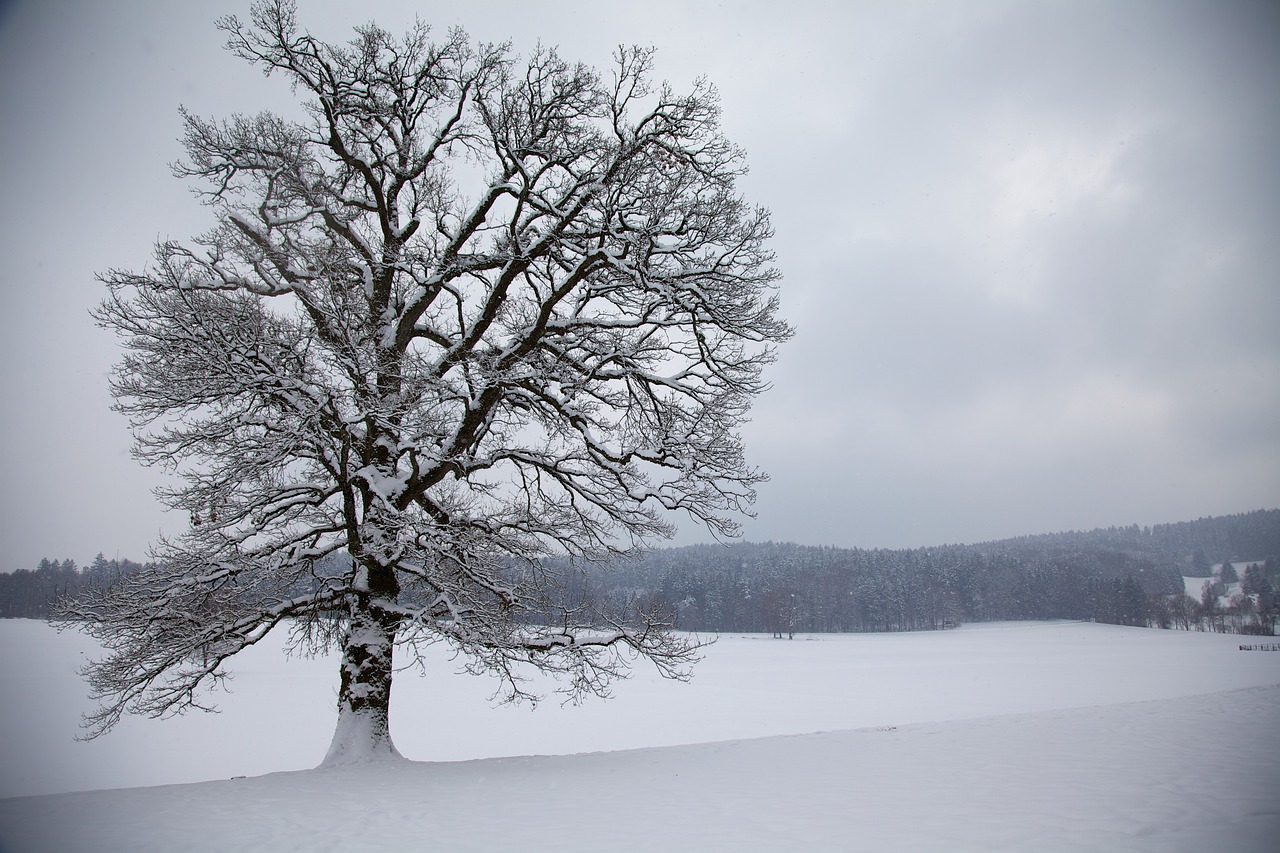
[[322, 591, 403, 766]]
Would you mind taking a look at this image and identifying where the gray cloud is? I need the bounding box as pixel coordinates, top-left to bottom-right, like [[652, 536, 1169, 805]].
[[2, 0, 1276, 566]]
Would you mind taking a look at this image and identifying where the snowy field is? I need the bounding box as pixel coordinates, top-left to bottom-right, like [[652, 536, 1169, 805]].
[[1, 619, 1278, 851]]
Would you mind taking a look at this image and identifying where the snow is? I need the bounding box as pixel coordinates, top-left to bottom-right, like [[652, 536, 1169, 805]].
[[1182, 560, 1264, 601], [320, 707, 404, 767], [1, 620, 1278, 851], [1184, 575, 1222, 598], [1183, 564, 1259, 602]]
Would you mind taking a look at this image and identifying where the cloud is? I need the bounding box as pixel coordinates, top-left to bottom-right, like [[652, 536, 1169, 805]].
[[1, 0, 1277, 567]]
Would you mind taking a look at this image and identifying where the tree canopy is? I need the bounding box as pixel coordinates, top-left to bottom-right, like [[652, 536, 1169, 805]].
[[65, 0, 789, 762]]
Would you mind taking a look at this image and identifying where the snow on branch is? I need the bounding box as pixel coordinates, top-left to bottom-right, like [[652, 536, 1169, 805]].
[[82, 0, 786, 747]]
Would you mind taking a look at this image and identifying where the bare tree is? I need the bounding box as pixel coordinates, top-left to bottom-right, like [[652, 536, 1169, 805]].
[[60, 0, 788, 763]]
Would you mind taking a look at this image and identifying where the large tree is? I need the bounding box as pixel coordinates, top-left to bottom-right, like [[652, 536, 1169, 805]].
[[62, 1, 788, 763]]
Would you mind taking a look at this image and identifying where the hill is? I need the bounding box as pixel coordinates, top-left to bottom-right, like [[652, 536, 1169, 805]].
[[560, 509, 1280, 634], [5, 510, 1279, 633]]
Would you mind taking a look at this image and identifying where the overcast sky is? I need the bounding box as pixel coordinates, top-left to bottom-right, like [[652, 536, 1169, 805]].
[[1, 0, 1277, 569]]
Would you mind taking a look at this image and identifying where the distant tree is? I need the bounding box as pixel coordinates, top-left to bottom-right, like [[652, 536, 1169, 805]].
[[1117, 576, 1147, 627], [1200, 581, 1223, 632], [1241, 564, 1276, 635], [1259, 590, 1279, 637], [1167, 594, 1197, 631], [1242, 564, 1266, 597], [1146, 593, 1171, 629], [1218, 560, 1238, 586], [1226, 592, 1257, 634], [761, 587, 797, 639], [61, 1, 787, 763], [0, 558, 92, 618]]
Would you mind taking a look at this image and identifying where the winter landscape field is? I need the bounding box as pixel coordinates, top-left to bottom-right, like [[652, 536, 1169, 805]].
[[1, 619, 1277, 851]]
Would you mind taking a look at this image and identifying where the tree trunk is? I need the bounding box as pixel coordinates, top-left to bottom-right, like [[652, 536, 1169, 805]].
[[321, 594, 403, 766]]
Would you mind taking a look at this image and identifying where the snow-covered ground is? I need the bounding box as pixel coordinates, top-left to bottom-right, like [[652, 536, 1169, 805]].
[[1182, 561, 1262, 601], [1185, 575, 1233, 599], [1, 620, 1278, 851]]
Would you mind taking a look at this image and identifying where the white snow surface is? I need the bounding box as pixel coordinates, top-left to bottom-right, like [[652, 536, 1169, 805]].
[[1, 619, 1278, 851], [1182, 562, 1263, 600], [1183, 574, 1250, 602]]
